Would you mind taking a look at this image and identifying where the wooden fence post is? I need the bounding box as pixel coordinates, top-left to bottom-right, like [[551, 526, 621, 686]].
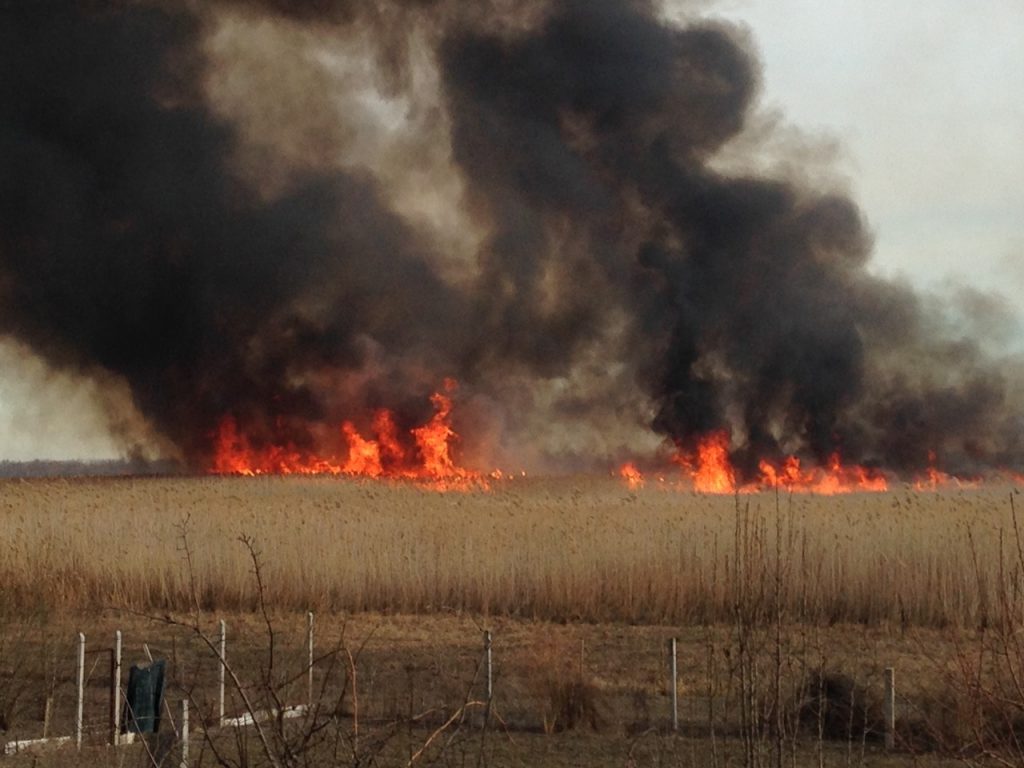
[[884, 667, 895, 750], [76, 632, 86, 750]]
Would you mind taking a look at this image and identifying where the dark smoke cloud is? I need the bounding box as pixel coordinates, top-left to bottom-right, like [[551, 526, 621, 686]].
[[0, 0, 1020, 476], [0, 0, 465, 461], [438, 0, 1024, 475], [216, 0, 440, 22]]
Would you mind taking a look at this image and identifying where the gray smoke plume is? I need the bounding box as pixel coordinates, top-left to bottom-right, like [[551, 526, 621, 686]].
[[0, 0, 1020, 476]]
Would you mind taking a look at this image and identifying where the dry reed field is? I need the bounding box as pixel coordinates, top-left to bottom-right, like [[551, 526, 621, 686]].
[[3, 477, 1024, 767], [0, 476, 1019, 626]]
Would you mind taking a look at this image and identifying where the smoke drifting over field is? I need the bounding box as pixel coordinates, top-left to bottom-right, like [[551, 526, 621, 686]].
[[0, 0, 1020, 476]]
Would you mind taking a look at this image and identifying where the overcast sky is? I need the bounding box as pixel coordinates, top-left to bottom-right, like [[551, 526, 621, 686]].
[[705, 0, 1024, 304]]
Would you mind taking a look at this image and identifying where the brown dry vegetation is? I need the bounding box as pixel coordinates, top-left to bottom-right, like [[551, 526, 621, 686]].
[[3, 477, 1024, 766], [0, 475, 1019, 625], [0, 611, 987, 768]]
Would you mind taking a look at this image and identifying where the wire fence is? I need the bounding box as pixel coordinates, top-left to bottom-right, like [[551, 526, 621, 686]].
[[0, 614, 966, 767]]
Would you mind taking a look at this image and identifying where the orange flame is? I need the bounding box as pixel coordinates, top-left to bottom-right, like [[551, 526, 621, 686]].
[[692, 431, 737, 493], [211, 416, 256, 476], [373, 409, 405, 467], [410, 380, 474, 484], [912, 451, 981, 490], [660, 431, 889, 495], [211, 416, 346, 476], [211, 379, 483, 490], [619, 461, 644, 490], [340, 422, 382, 477], [758, 452, 888, 494]]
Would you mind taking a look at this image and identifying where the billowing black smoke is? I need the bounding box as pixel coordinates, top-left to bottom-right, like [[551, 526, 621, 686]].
[[0, 0, 1020, 477], [0, 0, 467, 461]]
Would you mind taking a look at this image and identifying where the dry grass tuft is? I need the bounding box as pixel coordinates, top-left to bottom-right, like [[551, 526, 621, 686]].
[[518, 632, 606, 733]]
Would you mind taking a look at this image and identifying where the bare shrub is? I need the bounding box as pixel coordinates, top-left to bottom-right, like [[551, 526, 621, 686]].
[[794, 668, 882, 743]]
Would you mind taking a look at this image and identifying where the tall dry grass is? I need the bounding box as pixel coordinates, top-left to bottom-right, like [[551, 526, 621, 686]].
[[0, 475, 1018, 626]]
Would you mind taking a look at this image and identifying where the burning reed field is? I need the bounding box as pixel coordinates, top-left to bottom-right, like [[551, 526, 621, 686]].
[[2, 0, 1023, 765]]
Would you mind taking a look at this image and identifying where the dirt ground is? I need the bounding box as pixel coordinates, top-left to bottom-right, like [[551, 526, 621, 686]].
[[0, 610, 991, 767]]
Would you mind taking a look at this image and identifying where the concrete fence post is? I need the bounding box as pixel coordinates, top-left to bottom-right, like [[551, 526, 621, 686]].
[[669, 638, 679, 733], [884, 667, 895, 750], [42, 696, 53, 739], [76, 633, 86, 750], [110, 630, 122, 745], [219, 620, 227, 728], [307, 612, 314, 709], [179, 699, 189, 768], [484, 630, 493, 703]]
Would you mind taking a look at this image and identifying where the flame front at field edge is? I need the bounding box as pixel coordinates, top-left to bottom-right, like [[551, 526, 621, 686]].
[[210, 379, 483, 490]]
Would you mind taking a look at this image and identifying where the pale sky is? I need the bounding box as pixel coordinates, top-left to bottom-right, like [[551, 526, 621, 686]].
[[705, 0, 1024, 305]]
